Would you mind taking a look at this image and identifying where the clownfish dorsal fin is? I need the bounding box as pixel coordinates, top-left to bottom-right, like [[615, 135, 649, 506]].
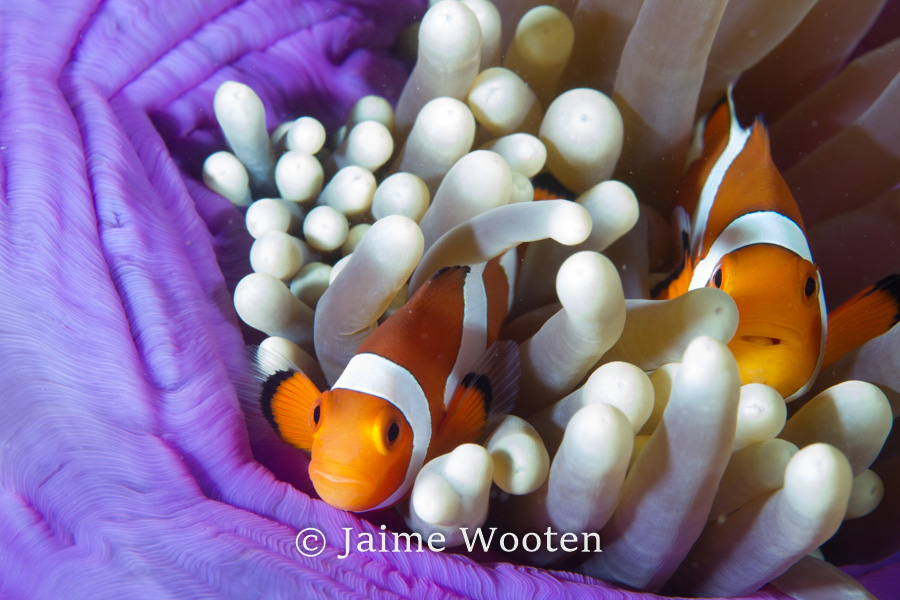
[[685, 93, 729, 171], [432, 340, 520, 458], [650, 206, 693, 300], [251, 346, 322, 452], [690, 85, 753, 258], [823, 274, 900, 368], [361, 265, 471, 406]]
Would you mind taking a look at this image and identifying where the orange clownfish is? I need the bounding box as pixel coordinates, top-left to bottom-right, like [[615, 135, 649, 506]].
[[652, 89, 899, 400], [257, 260, 520, 512]]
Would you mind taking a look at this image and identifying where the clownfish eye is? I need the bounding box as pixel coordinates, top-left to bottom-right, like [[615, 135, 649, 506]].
[[713, 267, 723, 289], [386, 420, 400, 446], [373, 407, 406, 455], [804, 276, 817, 298], [310, 399, 322, 430]]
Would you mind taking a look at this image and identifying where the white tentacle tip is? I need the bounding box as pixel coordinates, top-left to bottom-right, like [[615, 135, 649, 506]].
[[845, 469, 884, 519], [548, 202, 592, 246], [410, 444, 493, 529], [784, 443, 853, 517], [486, 416, 550, 495], [555, 251, 624, 321], [411, 473, 462, 526]]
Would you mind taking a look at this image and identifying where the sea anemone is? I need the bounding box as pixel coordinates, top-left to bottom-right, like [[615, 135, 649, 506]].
[[1, 1, 897, 599]]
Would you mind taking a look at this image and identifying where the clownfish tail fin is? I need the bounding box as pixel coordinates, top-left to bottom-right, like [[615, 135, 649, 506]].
[[241, 345, 322, 452], [434, 340, 521, 456], [824, 274, 900, 368], [531, 172, 572, 202]]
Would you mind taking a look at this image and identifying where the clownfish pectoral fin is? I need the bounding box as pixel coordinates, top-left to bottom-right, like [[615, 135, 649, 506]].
[[434, 340, 521, 456], [259, 370, 321, 451], [472, 339, 521, 433], [674, 204, 692, 244], [650, 206, 693, 300], [248, 346, 322, 452], [824, 274, 900, 368]]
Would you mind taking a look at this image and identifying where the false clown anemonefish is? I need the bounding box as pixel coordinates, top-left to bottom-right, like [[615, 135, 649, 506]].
[[651, 88, 900, 401], [255, 258, 520, 512]]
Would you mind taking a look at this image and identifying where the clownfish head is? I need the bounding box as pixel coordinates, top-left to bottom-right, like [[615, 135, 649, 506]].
[[709, 244, 824, 399], [307, 389, 414, 512]]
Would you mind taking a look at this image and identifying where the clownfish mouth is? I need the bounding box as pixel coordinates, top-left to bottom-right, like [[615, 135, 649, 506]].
[[313, 469, 366, 486], [308, 460, 380, 511], [309, 460, 375, 488], [740, 335, 781, 347], [733, 320, 803, 350]]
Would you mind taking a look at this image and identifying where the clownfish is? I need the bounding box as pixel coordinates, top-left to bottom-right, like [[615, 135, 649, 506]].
[[651, 89, 900, 400], [256, 259, 520, 512]]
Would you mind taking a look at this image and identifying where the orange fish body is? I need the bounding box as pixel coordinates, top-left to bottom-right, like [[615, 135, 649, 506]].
[[652, 91, 900, 399], [259, 259, 519, 512], [652, 92, 827, 400]]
